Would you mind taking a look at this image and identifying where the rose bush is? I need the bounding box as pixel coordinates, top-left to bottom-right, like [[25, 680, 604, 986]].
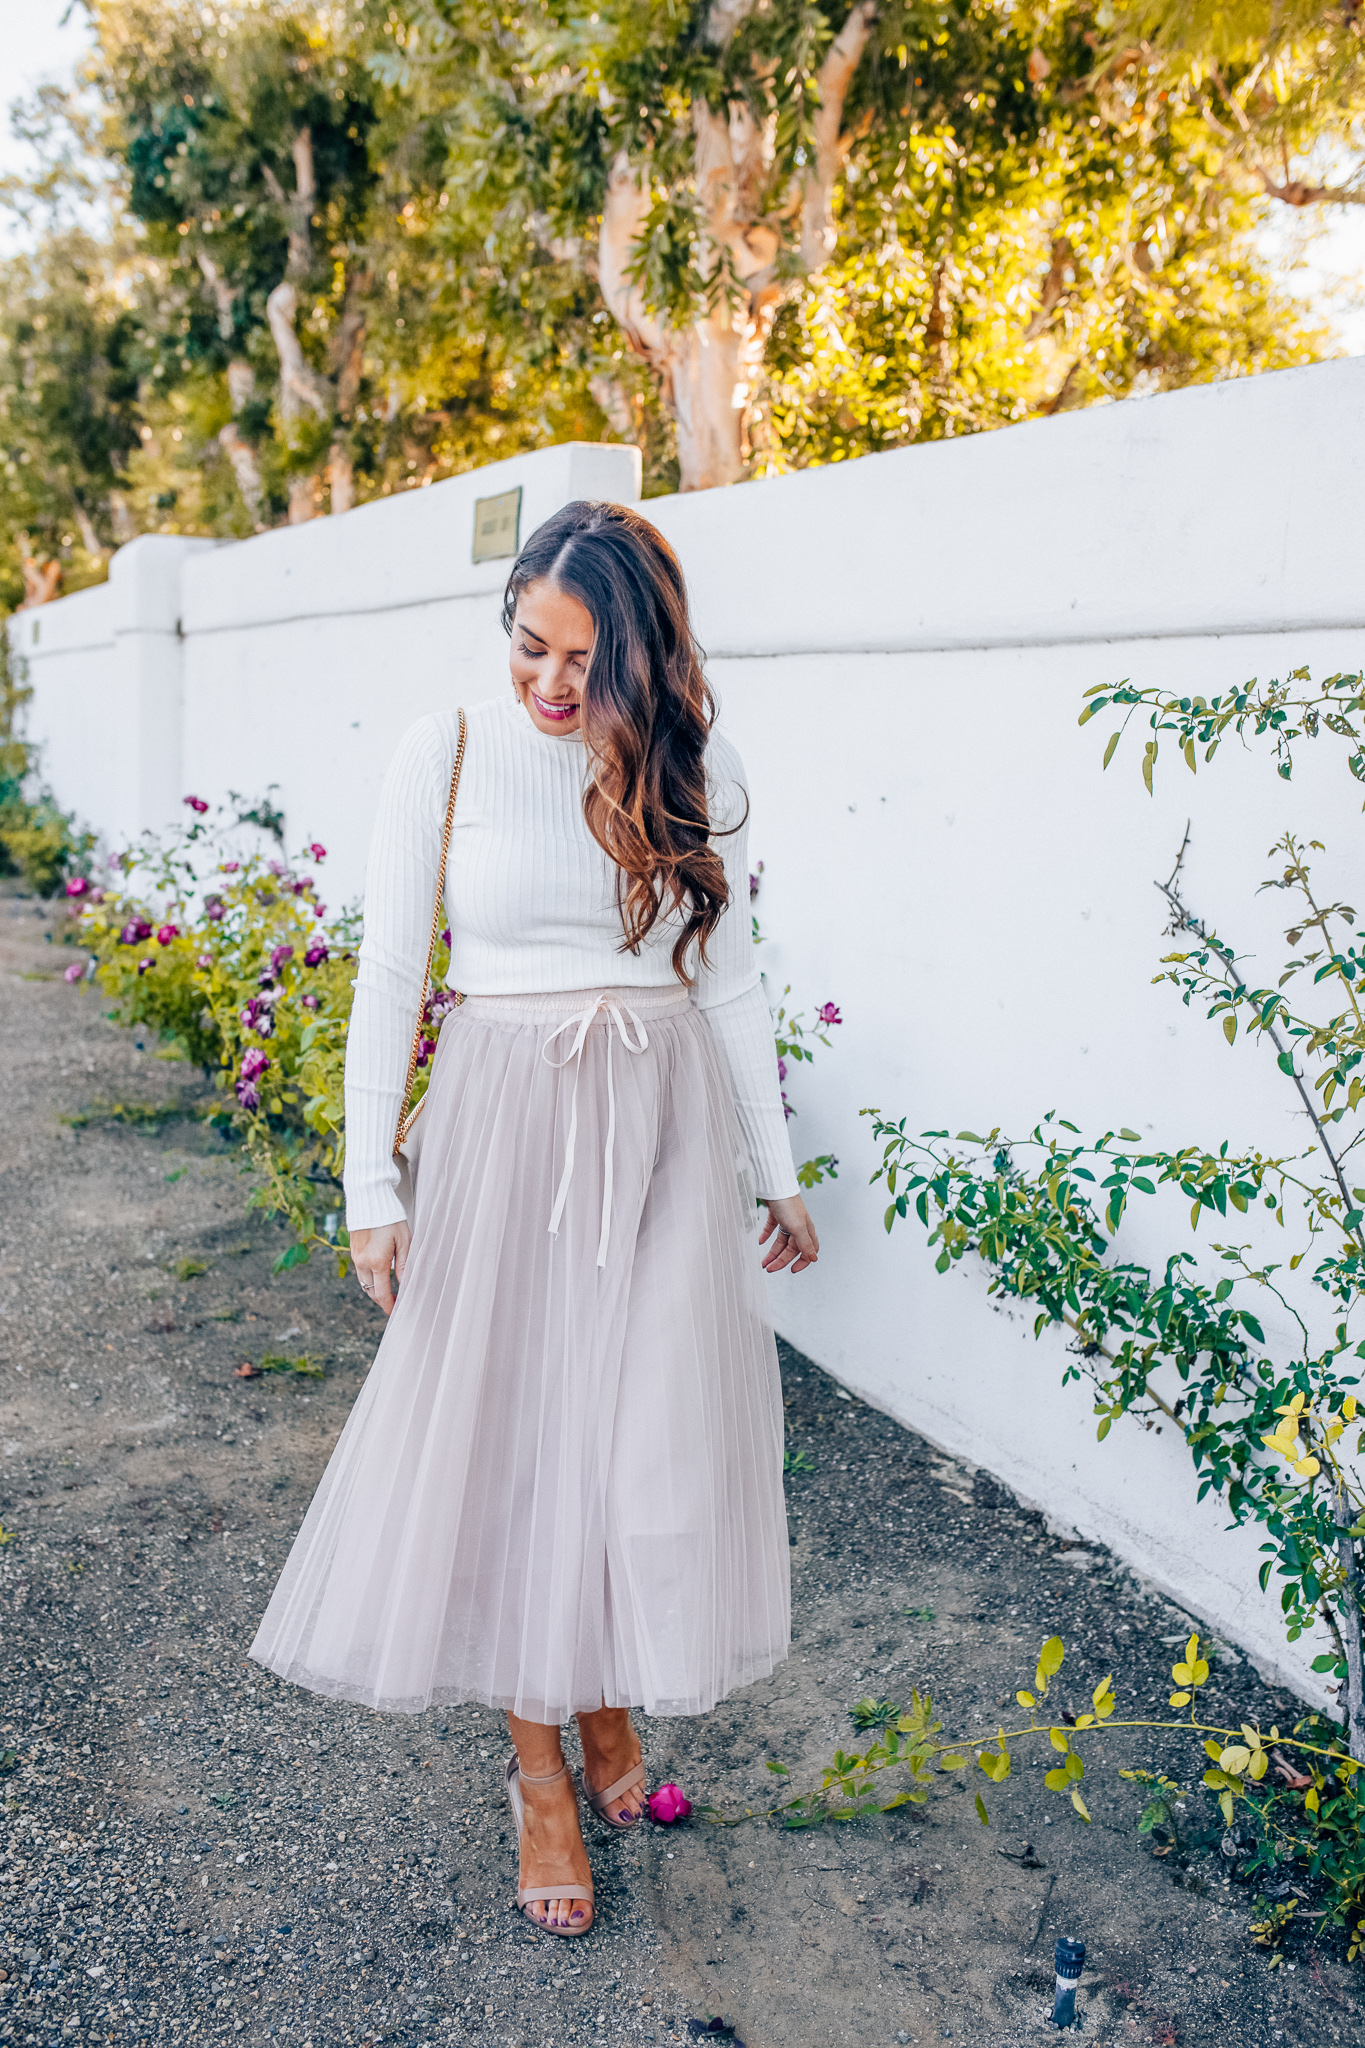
[[77, 800, 452, 1274]]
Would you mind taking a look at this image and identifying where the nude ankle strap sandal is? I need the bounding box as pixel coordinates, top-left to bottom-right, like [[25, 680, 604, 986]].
[[578, 1759, 648, 1830], [504, 1755, 594, 1935]]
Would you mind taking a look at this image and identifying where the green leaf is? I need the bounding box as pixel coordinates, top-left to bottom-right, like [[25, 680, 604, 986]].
[[1119, 1128, 1142, 1141], [974, 1792, 989, 1826], [1223, 1014, 1237, 1045], [271, 1242, 310, 1274], [1036, 1635, 1065, 1685], [1142, 740, 1157, 795], [1102, 731, 1121, 769]]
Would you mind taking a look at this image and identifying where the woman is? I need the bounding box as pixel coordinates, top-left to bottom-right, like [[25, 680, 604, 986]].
[[251, 500, 819, 1936]]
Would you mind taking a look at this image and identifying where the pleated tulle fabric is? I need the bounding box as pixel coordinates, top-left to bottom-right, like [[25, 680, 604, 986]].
[[249, 987, 792, 1722]]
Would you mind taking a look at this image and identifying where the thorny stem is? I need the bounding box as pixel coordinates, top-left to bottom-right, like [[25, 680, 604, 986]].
[[1158, 829, 1365, 1762], [1057, 1307, 1181, 1424], [703, 1715, 1363, 1828], [1319, 1596, 1349, 1675], [1290, 862, 1365, 1041], [1157, 828, 1365, 1262], [1334, 1478, 1365, 1766]]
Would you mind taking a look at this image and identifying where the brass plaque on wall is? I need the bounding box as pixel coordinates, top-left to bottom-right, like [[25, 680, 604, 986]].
[[471, 486, 522, 564]]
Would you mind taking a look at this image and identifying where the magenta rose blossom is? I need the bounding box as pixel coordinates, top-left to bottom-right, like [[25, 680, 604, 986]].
[[817, 1002, 842, 1026], [235, 1047, 270, 1108], [196, 952, 213, 970], [136, 956, 155, 976], [304, 942, 329, 968], [301, 992, 319, 1010], [118, 918, 153, 946], [183, 794, 209, 814], [63, 962, 84, 983], [156, 923, 179, 946], [308, 841, 327, 862], [220, 860, 240, 874], [64, 875, 90, 897], [270, 943, 295, 975], [648, 1783, 692, 1825]]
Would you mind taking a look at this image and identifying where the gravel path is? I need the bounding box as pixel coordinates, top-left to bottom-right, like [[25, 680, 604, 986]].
[[2, 880, 1363, 2048]]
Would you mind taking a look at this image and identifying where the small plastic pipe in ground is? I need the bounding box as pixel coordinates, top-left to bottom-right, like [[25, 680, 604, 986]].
[[1050, 1935, 1085, 2027]]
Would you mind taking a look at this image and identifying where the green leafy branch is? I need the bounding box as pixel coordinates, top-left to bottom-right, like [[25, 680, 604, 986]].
[[700, 1630, 1363, 1933]]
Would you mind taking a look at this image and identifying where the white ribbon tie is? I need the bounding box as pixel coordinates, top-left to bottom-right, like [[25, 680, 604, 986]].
[[542, 995, 650, 1266]]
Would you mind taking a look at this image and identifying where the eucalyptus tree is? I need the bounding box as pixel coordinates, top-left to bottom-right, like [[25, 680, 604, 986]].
[[92, 0, 383, 522], [1112, 0, 1365, 211], [0, 227, 143, 611], [390, 0, 1326, 492]]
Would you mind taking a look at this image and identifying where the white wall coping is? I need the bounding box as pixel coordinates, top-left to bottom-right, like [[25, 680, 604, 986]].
[[646, 354, 1365, 658], [180, 442, 642, 635]]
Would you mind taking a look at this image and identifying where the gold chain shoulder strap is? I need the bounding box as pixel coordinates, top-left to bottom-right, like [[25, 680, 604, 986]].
[[393, 707, 467, 1155]]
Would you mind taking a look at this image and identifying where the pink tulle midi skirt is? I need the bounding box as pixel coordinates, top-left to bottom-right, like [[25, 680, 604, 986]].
[[249, 986, 792, 1722]]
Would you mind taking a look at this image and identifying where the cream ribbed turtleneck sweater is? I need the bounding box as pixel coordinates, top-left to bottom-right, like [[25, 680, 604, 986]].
[[342, 692, 798, 1228]]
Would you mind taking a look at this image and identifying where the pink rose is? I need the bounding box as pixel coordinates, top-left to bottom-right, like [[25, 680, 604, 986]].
[[137, 956, 155, 976], [63, 962, 84, 983], [196, 952, 213, 970], [64, 875, 91, 897], [156, 923, 179, 946], [183, 795, 209, 814], [308, 842, 327, 861], [648, 1783, 692, 1825]]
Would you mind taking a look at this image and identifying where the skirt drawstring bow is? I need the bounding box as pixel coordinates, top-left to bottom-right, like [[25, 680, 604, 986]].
[[542, 994, 651, 1266]]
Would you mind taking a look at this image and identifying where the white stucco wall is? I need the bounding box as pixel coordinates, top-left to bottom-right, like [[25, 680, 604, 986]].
[[11, 358, 1365, 1704]]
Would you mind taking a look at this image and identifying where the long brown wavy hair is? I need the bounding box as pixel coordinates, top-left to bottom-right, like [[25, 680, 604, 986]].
[[502, 500, 733, 983]]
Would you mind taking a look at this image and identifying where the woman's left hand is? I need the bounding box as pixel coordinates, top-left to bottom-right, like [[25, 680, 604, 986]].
[[759, 1195, 819, 1274]]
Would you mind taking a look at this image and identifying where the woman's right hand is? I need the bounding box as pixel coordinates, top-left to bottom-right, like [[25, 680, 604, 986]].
[[349, 1222, 411, 1316]]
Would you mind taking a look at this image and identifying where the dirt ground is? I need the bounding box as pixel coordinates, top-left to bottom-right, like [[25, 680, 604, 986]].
[[3, 879, 1364, 2048]]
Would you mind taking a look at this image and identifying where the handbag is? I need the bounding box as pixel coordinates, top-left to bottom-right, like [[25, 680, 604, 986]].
[[392, 707, 467, 1219]]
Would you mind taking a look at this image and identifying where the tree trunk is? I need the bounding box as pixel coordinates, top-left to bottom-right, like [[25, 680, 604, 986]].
[[597, 0, 876, 490], [200, 254, 268, 526], [262, 130, 333, 523], [326, 442, 354, 515], [72, 505, 107, 562], [15, 532, 61, 608]]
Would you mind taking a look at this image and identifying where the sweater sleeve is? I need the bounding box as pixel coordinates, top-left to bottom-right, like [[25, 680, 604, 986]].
[[342, 716, 454, 1231], [694, 733, 799, 1201]]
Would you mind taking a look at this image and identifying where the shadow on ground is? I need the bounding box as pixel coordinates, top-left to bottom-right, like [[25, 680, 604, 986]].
[[2, 881, 1362, 2047]]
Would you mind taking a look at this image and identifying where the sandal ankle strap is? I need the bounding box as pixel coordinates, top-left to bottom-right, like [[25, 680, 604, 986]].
[[516, 1761, 569, 1786]]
